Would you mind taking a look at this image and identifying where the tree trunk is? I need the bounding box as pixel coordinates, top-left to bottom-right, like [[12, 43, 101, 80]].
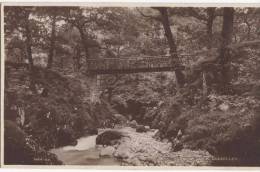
[[73, 43, 81, 71], [24, 12, 36, 92], [78, 27, 90, 64], [206, 8, 216, 49], [202, 8, 216, 96], [47, 14, 57, 69], [157, 7, 185, 87], [219, 7, 234, 91], [24, 14, 34, 71], [245, 20, 251, 40], [107, 87, 113, 103]]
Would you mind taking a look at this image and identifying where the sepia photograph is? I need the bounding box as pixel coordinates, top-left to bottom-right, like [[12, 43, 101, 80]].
[[2, 4, 260, 167]]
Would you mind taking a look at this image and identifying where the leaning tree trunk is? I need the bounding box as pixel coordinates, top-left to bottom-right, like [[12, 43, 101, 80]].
[[156, 7, 185, 88], [219, 7, 234, 92], [47, 14, 57, 69]]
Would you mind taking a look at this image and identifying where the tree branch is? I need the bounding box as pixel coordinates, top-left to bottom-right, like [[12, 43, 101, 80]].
[[136, 8, 161, 21], [229, 39, 260, 49], [188, 8, 208, 21]]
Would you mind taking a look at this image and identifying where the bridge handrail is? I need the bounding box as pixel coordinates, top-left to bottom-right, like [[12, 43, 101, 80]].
[[87, 56, 169, 62], [86, 54, 194, 62]]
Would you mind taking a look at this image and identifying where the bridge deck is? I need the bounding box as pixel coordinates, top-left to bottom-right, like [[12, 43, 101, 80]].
[[86, 55, 188, 74]]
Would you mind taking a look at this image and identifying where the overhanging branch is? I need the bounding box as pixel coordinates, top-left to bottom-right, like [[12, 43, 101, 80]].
[[136, 8, 161, 22]]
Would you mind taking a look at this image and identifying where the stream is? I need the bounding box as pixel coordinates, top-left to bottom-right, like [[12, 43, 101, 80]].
[[50, 132, 122, 165]]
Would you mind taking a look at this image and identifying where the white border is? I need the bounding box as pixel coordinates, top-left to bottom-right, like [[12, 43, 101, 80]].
[[1, 1, 260, 170], [1, 1, 260, 7], [1, 0, 260, 4]]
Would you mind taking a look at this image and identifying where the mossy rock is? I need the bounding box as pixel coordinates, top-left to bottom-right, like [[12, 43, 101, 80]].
[[4, 120, 62, 165], [96, 130, 124, 146], [56, 128, 77, 147], [4, 120, 34, 165]]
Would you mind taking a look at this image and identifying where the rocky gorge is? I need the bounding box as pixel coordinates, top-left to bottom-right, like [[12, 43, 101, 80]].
[[51, 124, 213, 166]]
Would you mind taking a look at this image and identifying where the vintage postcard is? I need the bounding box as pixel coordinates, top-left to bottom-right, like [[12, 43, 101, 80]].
[[1, 1, 260, 169]]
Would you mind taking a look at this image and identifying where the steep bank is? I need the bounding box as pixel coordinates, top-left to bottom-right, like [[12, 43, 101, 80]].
[[106, 57, 260, 161], [110, 80, 260, 161], [4, 64, 116, 165]]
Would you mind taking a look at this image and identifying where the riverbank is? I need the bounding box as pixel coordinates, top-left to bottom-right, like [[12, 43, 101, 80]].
[[112, 127, 212, 166]]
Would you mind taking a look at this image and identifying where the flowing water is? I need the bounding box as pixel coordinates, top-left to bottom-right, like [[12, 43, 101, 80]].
[[50, 133, 121, 165]]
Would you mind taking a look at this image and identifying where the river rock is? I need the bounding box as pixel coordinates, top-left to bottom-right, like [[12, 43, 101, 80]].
[[128, 120, 138, 128], [113, 114, 128, 124], [173, 141, 183, 152], [219, 103, 229, 111], [57, 128, 77, 147], [114, 145, 130, 159], [129, 157, 143, 166], [136, 125, 147, 133], [162, 138, 169, 143], [144, 126, 150, 130], [152, 130, 161, 140], [100, 146, 115, 157]]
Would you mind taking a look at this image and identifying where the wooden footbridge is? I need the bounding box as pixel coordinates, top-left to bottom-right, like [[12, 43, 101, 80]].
[[85, 54, 194, 103], [86, 55, 191, 74]]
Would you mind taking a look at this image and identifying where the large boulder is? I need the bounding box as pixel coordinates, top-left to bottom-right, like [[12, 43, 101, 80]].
[[96, 130, 125, 146], [100, 146, 116, 157], [4, 120, 62, 165], [4, 120, 34, 164]]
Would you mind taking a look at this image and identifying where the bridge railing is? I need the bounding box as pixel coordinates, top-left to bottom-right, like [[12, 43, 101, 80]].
[[86, 54, 194, 72], [87, 56, 174, 71]]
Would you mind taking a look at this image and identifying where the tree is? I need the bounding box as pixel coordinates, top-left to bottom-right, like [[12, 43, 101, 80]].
[[100, 8, 141, 58], [64, 7, 99, 64], [48, 10, 58, 69], [5, 7, 37, 91], [157, 7, 186, 87], [206, 8, 216, 49], [235, 8, 260, 41], [138, 7, 186, 88], [44, 8, 59, 69], [219, 7, 235, 92]]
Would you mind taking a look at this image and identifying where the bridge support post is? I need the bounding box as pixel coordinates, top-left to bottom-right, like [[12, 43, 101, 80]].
[[87, 74, 101, 103]]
